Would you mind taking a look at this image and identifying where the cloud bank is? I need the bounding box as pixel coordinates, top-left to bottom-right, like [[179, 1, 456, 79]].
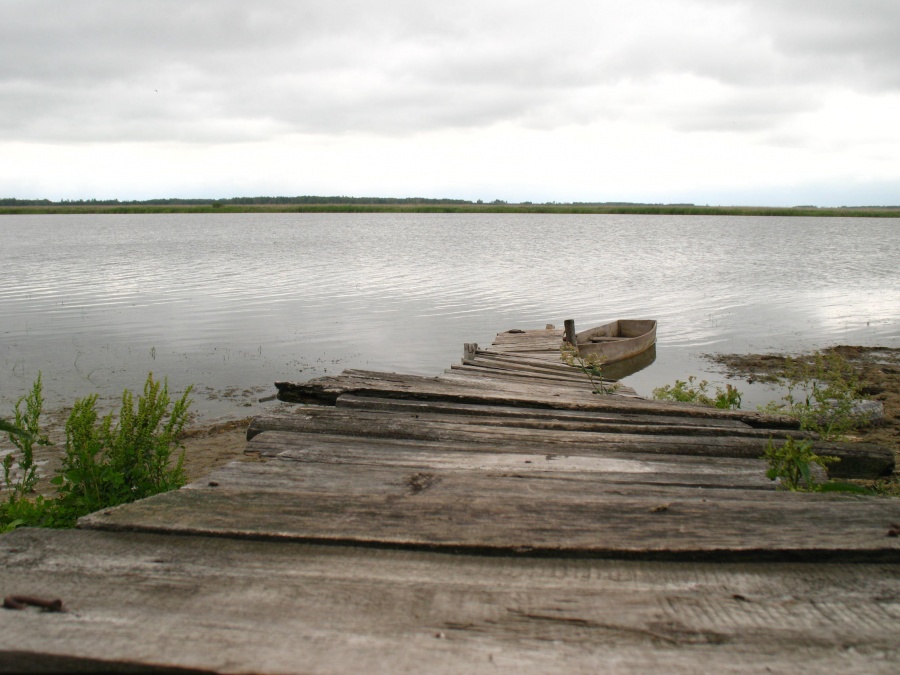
[[1, 0, 898, 203]]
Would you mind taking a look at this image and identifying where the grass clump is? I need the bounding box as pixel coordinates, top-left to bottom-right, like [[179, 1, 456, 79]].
[[1, 373, 192, 531], [560, 344, 619, 395], [652, 376, 742, 409]]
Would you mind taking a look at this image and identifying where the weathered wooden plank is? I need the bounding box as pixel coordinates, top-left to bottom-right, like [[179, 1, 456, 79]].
[[3, 528, 897, 674], [471, 350, 662, 383], [446, 365, 636, 397], [275, 371, 801, 429], [451, 362, 601, 386], [80, 456, 900, 560], [486, 344, 559, 354], [491, 331, 562, 341], [465, 357, 594, 381], [331, 396, 795, 439], [254, 406, 778, 447], [446, 365, 594, 385], [472, 350, 582, 370], [491, 336, 563, 345], [247, 409, 893, 477], [335, 394, 755, 430], [237, 431, 778, 490], [441, 367, 634, 395]]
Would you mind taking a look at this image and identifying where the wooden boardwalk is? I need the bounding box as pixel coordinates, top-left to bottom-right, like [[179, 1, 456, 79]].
[[2, 326, 898, 673]]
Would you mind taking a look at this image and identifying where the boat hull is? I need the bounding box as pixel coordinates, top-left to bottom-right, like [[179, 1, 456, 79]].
[[575, 319, 657, 363]]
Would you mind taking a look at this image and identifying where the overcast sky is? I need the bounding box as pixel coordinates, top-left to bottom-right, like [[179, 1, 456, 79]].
[[2, 0, 899, 205]]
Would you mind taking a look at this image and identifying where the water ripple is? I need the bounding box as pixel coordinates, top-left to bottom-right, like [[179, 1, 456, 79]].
[[1, 213, 897, 418]]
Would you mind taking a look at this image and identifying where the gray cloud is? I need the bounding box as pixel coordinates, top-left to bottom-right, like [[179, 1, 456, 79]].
[[1, 0, 898, 143]]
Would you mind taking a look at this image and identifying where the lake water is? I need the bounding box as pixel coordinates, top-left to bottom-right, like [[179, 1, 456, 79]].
[[1, 213, 898, 422]]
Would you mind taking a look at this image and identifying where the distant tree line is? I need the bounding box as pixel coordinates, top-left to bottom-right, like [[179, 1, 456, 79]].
[[2, 196, 898, 210], [1, 196, 701, 207], [0, 196, 476, 206]]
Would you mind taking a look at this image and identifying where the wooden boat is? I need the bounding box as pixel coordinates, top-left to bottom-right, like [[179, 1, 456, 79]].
[[574, 319, 657, 363]]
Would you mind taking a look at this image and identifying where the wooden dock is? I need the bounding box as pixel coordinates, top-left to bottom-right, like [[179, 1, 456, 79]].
[[2, 325, 898, 673]]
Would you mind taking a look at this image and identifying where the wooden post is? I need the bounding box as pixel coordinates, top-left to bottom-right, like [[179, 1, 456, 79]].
[[564, 319, 576, 346]]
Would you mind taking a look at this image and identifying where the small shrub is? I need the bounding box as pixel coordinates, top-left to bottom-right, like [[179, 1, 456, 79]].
[[652, 376, 742, 409], [1, 373, 192, 530], [762, 437, 838, 491], [2, 374, 50, 505]]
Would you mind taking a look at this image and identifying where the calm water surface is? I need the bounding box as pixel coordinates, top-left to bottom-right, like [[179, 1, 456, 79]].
[[1, 213, 897, 421]]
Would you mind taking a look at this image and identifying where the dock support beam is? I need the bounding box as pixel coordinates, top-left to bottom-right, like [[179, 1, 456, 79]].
[[564, 319, 576, 346]]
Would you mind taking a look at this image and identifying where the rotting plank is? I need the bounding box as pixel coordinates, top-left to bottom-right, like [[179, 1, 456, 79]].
[[470, 350, 583, 369], [458, 357, 602, 382], [80, 453, 900, 561], [439, 367, 635, 396], [247, 408, 893, 478], [275, 371, 800, 428], [299, 399, 798, 440], [449, 362, 604, 386], [3, 528, 897, 674], [335, 394, 755, 430], [240, 431, 777, 490]]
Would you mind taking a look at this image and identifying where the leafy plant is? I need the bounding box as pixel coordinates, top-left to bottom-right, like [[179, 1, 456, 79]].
[[762, 437, 839, 491], [652, 376, 742, 409], [1, 373, 192, 531], [2, 374, 50, 504], [760, 351, 866, 440], [0, 419, 32, 439], [560, 344, 619, 395], [51, 375, 192, 526]]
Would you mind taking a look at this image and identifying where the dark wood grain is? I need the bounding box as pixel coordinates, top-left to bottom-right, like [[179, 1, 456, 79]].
[[3, 528, 897, 673], [247, 408, 893, 477]]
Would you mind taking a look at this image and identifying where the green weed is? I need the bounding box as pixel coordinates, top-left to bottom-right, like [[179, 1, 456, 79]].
[[560, 344, 619, 395], [1, 373, 192, 530], [759, 351, 867, 440], [652, 376, 742, 409], [2, 374, 49, 504], [762, 437, 838, 491]]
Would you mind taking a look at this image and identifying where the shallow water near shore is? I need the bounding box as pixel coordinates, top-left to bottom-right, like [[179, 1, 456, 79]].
[[1, 212, 898, 421]]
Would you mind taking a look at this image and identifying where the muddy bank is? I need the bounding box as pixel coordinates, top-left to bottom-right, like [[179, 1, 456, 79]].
[[178, 418, 254, 481]]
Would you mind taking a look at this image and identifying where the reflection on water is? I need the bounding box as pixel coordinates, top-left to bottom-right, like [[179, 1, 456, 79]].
[[601, 344, 657, 381], [1, 213, 897, 419]]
